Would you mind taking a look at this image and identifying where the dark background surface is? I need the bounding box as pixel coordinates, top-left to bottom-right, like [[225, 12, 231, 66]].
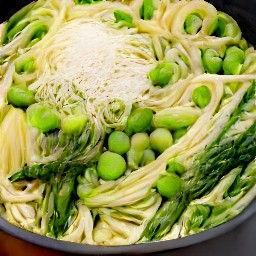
[[0, 0, 255, 255]]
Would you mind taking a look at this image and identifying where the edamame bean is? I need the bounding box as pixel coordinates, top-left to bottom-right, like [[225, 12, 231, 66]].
[[125, 107, 153, 135], [192, 85, 212, 108], [223, 46, 245, 75], [108, 131, 130, 155], [61, 114, 88, 135], [15, 57, 35, 74], [7, 84, 36, 108], [184, 14, 202, 35], [156, 173, 183, 199], [150, 128, 173, 154], [97, 151, 126, 180], [27, 103, 60, 133], [141, 149, 155, 166], [202, 49, 223, 74], [149, 62, 180, 87], [167, 160, 186, 176], [152, 106, 201, 130], [130, 132, 150, 151]]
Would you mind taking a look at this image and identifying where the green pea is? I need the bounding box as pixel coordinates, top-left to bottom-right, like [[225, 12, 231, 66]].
[[108, 131, 130, 155], [130, 132, 150, 151], [141, 149, 155, 166], [156, 173, 183, 199], [152, 107, 201, 130], [127, 148, 143, 170], [202, 49, 223, 74], [223, 46, 245, 75], [167, 160, 186, 176], [15, 57, 36, 74], [7, 84, 36, 108], [140, 0, 155, 20], [173, 128, 187, 141], [149, 62, 181, 87], [97, 151, 126, 180], [192, 85, 212, 108], [27, 103, 60, 133], [61, 114, 88, 135], [184, 14, 202, 35], [125, 107, 153, 135], [150, 128, 173, 154]]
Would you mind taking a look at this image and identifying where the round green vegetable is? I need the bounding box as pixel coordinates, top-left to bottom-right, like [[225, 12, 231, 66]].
[[156, 173, 183, 198], [192, 85, 212, 108], [108, 131, 130, 155], [125, 107, 153, 135], [150, 128, 173, 154], [167, 160, 186, 176], [130, 132, 150, 151], [7, 84, 36, 108], [141, 149, 155, 166], [223, 46, 245, 75], [173, 128, 187, 141], [202, 49, 223, 74], [184, 14, 202, 35], [61, 114, 88, 135], [97, 151, 127, 180], [27, 103, 60, 133], [149, 62, 181, 87]]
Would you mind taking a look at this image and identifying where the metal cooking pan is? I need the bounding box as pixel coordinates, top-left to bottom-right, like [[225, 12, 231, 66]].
[[0, 0, 255, 254]]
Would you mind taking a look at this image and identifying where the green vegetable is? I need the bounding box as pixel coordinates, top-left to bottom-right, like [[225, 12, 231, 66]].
[[140, 0, 155, 20], [215, 12, 241, 38], [152, 107, 201, 130], [1, 2, 36, 44], [127, 148, 144, 170], [149, 62, 181, 87], [140, 84, 256, 241], [125, 107, 153, 135], [97, 151, 126, 180], [114, 10, 134, 28], [192, 85, 212, 108], [167, 160, 186, 176], [75, 0, 102, 4], [130, 132, 150, 151], [108, 131, 130, 155], [15, 57, 36, 74], [27, 103, 60, 133], [202, 49, 223, 74], [173, 128, 187, 141], [25, 23, 48, 48], [223, 46, 245, 75], [141, 149, 156, 166], [156, 173, 183, 199], [184, 14, 202, 35], [61, 114, 88, 135], [7, 84, 36, 108], [150, 128, 173, 154]]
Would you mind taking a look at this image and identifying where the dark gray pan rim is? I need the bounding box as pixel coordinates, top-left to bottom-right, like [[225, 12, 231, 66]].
[[0, 199, 255, 255]]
